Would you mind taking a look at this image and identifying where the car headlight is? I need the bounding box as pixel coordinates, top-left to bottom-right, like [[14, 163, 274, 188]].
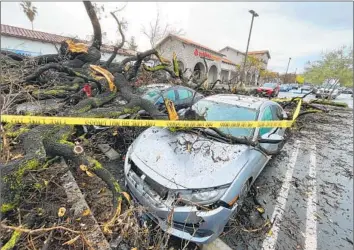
[[177, 186, 229, 205]]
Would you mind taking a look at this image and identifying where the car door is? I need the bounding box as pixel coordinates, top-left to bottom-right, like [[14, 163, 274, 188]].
[[258, 104, 284, 155], [175, 88, 194, 109]]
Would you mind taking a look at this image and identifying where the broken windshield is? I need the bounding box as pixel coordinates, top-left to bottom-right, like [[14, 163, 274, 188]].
[[142, 89, 162, 102], [263, 82, 277, 88], [191, 99, 257, 138]]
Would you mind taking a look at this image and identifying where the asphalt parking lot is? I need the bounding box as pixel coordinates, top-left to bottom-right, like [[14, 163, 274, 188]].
[[220, 92, 353, 250], [278, 91, 353, 109]]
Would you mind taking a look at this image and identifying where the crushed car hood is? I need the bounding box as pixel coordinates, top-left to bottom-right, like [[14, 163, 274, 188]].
[[129, 127, 249, 189]]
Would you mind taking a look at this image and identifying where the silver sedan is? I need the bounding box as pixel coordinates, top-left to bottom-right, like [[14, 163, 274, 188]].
[[124, 94, 288, 244]]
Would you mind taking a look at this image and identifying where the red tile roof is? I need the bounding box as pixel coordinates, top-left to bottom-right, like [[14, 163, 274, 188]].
[[221, 58, 236, 65], [248, 50, 271, 59], [1, 24, 135, 56], [156, 34, 225, 56]]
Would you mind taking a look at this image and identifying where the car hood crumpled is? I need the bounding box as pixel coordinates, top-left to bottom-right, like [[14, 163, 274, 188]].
[[129, 127, 249, 189]]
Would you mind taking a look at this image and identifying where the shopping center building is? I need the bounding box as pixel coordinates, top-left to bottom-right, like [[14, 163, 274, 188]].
[[155, 34, 271, 86]]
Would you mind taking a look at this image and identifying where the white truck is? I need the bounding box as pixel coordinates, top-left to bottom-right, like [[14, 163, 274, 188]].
[[315, 79, 340, 99]]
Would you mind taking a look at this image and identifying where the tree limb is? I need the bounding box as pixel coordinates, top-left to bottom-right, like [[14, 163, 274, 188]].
[[83, 1, 102, 50], [105, 11, 126, 68], [24, 63, 102, 93]]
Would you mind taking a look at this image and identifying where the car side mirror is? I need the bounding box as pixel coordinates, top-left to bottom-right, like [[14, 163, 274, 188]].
[[178, 107, 192, 116], [259, 133, 284, 143]]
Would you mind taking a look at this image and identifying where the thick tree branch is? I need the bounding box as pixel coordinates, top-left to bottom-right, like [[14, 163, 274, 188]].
[[25, 63, 102, 93], [105, 11, 126, 68], [83, 1, 102, 50]]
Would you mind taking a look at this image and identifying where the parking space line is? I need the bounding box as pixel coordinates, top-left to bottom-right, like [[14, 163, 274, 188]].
[[262, 140, 301, 250], [305, 144, 317, 250]]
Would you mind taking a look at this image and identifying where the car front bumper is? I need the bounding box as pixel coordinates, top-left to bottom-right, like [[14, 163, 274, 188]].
[[125, 162, 238, 244]]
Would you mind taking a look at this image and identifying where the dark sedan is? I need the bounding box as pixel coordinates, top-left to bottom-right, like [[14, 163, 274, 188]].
[[256, 82, 280, 97], [138, 84, 204, 111]]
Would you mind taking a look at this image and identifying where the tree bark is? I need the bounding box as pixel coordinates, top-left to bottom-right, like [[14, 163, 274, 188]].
[[83, 1, 102, 50]]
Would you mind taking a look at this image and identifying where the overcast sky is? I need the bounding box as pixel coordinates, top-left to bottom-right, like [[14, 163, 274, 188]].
[[1, 1, 353, 73]]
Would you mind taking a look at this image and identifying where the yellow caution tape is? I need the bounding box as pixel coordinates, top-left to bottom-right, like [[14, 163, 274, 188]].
[[1, 98, 302, 128], [0, 116, 294, 128]]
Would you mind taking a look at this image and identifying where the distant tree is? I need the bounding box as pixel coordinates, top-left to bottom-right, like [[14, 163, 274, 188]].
[[303, 45, 353, 87], [260, 69, 280, 83], [20, 1, 38, 30], [296, 75, 305, 84], [128, 36, 138, 51], [142, 9, 184, 48], [280, 73, 296, 84]]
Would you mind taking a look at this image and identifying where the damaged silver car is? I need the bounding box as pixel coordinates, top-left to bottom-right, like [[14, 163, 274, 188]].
[[124, 94, 288, 244]]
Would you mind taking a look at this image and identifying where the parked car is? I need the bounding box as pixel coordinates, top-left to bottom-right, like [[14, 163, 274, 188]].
[[290, 83, 299, 90], [279, 84, 291, 92], [138, 84, 204, 111], [299, 84, 312, 93], [91, 84, 203, 130], [341, 88, 353, 94], [315, 83, 340, 99], [124, 94, 288, 244], [256, 82, 280, 97]]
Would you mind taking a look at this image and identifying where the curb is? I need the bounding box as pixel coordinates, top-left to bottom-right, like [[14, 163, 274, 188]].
[[201, 238, 232, 250]]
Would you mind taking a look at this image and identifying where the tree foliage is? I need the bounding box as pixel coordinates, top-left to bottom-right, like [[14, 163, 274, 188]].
[[260, 69, 279, 83], [296, 75, 305, 84], [128, 36, 138, 51], [142, 9, 184, 48], [303, 45, 353, 87], [20, 1, 37, 30]]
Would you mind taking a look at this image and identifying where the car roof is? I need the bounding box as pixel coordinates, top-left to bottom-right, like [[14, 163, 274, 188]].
[[202, 94, 268, 109], [141, 84, 172, 90]]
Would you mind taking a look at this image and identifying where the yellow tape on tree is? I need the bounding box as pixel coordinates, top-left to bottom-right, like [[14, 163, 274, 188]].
[[1, 98, 302, 128]]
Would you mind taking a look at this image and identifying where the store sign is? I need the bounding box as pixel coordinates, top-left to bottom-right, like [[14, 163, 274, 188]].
[[193, 48, 221, 61]]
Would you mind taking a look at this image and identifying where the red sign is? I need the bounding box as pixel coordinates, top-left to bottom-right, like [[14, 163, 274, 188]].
[[193, 49, 220, 61]]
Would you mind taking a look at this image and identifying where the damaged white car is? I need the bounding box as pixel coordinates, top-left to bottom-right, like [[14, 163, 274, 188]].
[[124, 94, 288, 244]]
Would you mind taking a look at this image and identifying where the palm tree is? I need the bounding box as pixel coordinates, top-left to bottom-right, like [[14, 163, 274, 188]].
[[20, 1, 38, 30]]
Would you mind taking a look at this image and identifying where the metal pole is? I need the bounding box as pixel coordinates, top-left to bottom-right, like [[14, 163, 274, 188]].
[[242, 10, 258, 84], [284, 57, 291, 83]]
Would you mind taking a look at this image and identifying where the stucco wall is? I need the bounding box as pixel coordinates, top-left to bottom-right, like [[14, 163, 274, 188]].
[[219, 48, 245, 65], [101, 52, 129, 63], [1, 36, 59, 56], [157, 38, 223, 79], [250, 53, 269, 69], [1, 35, 130, 62]]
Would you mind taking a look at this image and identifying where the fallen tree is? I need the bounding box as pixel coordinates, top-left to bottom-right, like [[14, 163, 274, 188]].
[[0, 2, 349, 249], [0, 2, 207, 249]]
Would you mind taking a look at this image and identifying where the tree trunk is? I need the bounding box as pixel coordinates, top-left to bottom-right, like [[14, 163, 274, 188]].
[[83, 1, 102, 50]]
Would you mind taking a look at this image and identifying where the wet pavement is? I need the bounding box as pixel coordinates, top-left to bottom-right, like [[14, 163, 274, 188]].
[[278, 90, 353, 109], [221, 103, 353, 249]]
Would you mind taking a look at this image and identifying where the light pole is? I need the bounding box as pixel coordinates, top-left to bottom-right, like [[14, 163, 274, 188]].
[[242, 9, 259, 84], [284, 57, 291, 83]]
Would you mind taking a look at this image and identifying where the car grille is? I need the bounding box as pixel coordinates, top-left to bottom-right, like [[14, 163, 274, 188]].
[[130, 160, 169, 199]]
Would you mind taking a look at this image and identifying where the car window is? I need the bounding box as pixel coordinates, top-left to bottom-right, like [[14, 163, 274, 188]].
[[192, 99, 257, 138], [142, 89, 161, 102], [259, 106, 273, 136], [263, 83, 276, 88], [271, 105, 283, 120], [178, 89, 192, 100], [163, 89, 176, 101]]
